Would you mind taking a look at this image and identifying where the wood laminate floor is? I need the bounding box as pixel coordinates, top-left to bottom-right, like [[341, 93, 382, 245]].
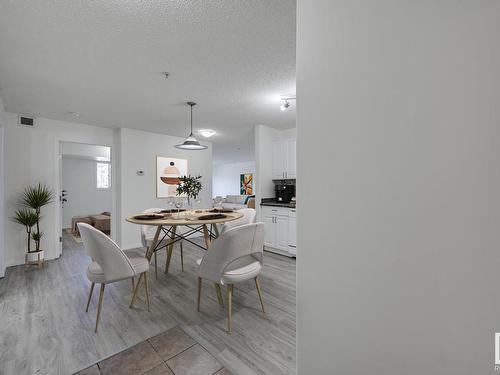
[[0, 232, 296, 375]]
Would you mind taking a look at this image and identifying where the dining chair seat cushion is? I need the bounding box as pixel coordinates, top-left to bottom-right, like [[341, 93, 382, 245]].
[[124, 252, 150, 274], [87, 261, 106, 283], [196, 257, 262, 284], [87, 254, 149, 284], [221, 261, 262, 284]]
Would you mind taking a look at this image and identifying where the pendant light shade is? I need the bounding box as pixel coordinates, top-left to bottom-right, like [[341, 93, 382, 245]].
[[175, 102, 207, 150]]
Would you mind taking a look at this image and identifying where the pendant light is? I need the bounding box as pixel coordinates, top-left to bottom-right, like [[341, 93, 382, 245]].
[[175, 101, 208, 150]]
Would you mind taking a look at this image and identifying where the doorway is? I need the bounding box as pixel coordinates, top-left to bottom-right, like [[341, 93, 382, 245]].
[[58, 142, 113, 252]]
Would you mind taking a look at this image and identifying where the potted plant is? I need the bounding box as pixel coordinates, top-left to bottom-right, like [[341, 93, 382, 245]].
[[12, 208, 38, 256], [18, 184, 53, 266], [176, 175, 203, 207]]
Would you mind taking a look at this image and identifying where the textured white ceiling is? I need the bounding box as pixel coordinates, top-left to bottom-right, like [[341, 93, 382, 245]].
[[0, 0, 296, 164]]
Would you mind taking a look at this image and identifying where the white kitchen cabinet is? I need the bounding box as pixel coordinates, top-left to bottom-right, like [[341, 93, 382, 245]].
[[272, 138, 296, 179], [288, 209, 297, 255], [276, 216, 290, 251], [272, 140, 286, 179], [263, 213, 277, 248], [261, 206, 297, 257], [286, 138, 296, 178]]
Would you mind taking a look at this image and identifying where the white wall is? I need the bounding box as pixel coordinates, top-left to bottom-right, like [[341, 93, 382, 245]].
[[0, 99, 5, 277], [213, 161, 255, 197], [297, 1, 500, 374], [3, 112, 115, 266], [62, 157, 112, 228], [118, 128, 212, 249], [255, 125, 295, 221]]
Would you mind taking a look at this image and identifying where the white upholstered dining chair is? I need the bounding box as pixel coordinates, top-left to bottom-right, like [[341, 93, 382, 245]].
[[78, 223, 150, 332], [197, 222, 266, 334], [220, 208, 256, 233], [140, 208, 184, 277]]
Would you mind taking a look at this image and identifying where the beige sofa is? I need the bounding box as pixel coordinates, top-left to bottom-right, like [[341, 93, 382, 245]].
[[217, 195, 255, 210]]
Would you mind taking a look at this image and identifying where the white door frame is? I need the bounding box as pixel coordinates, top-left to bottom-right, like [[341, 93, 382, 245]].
[[54, 139, 117, 257]]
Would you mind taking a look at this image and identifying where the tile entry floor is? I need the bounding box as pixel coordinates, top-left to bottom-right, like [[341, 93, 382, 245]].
[[77, 325, 229, 375]]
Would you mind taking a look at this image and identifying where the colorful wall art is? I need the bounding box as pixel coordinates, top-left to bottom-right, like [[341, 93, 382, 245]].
[[240, 173, 253, 195]]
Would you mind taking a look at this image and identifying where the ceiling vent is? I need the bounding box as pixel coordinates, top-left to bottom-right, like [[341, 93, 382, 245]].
[[18, 114, 36, 127]]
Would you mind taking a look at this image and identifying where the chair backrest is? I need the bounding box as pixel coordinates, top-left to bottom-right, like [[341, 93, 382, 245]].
[[78, 223, 135, 283], [140, 208, 164, 247], [199, 223, 265, 283], [221, 208, 256, 233]]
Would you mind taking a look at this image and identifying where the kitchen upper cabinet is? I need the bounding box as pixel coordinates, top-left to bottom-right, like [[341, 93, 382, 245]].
[[272, 138, 296, 179], [272, 140, 286, 179], [286, 138, 296, 178]]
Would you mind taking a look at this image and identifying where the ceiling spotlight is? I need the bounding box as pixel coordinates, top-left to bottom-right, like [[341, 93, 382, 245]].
[[69, 111, 80, 117], [279, 95, 296, 111], [199, 129, 216, 138], [280, 101, 290, 111]]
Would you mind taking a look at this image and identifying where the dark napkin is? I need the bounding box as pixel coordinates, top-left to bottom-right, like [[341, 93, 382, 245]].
[[197, 214, 227, 220]]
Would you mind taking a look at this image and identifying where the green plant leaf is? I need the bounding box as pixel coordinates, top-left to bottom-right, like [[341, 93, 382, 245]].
[[21, 183, 53, 210], [11, 209, 38, 227]]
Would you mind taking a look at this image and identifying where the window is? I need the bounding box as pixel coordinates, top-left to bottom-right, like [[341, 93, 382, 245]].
[[96, 162, 111, 189]]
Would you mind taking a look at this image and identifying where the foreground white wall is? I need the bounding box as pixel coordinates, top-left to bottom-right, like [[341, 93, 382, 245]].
[[118, 128, 212, 249], [0, 99, 5, 277], [62, 157, 112, 228], [3, 113, 114, 266], [297, 1, 500, 374], [213, 161, 255, 197]]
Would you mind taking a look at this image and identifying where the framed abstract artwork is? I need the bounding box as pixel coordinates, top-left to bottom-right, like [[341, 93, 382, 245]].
[[156, 157, 188, 198], [240, 173, 253, 195]]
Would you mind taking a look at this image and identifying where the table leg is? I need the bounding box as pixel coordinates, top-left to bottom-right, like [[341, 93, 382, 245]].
[[165, 225, 177, 274], [203, 224, 223, 306], [203, 224, 211, 248], [146, 226, 162, 262]]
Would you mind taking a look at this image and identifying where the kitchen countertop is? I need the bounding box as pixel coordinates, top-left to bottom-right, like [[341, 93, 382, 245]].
[[260, 198, 296, 208]]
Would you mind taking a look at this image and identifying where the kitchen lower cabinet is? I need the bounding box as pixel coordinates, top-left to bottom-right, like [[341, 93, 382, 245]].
[[261, 206, 297, 257]]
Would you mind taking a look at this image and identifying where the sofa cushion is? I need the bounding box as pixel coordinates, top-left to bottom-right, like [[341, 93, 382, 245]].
[[226, 195, 248, 204]]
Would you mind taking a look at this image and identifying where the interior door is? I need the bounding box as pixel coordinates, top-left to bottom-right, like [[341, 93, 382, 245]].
[[57, 153, 63, 255]]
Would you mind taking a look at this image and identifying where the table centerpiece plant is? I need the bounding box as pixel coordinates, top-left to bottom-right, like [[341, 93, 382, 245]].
[[176, 175, 202, 208]]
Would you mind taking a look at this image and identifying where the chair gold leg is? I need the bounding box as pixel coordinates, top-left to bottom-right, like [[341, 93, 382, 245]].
[[215, 283, 224, 307], [86, 282, 95, 312], [95, 284, 106, 333], [254, 277, 265, 313], [227, 284, 233, 334], [180, 241, 184, 272], [129, 273, 144, 308], [144, 272, 150, 312], [154, 251, 158, 280], [197, 277, 202, 312]]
